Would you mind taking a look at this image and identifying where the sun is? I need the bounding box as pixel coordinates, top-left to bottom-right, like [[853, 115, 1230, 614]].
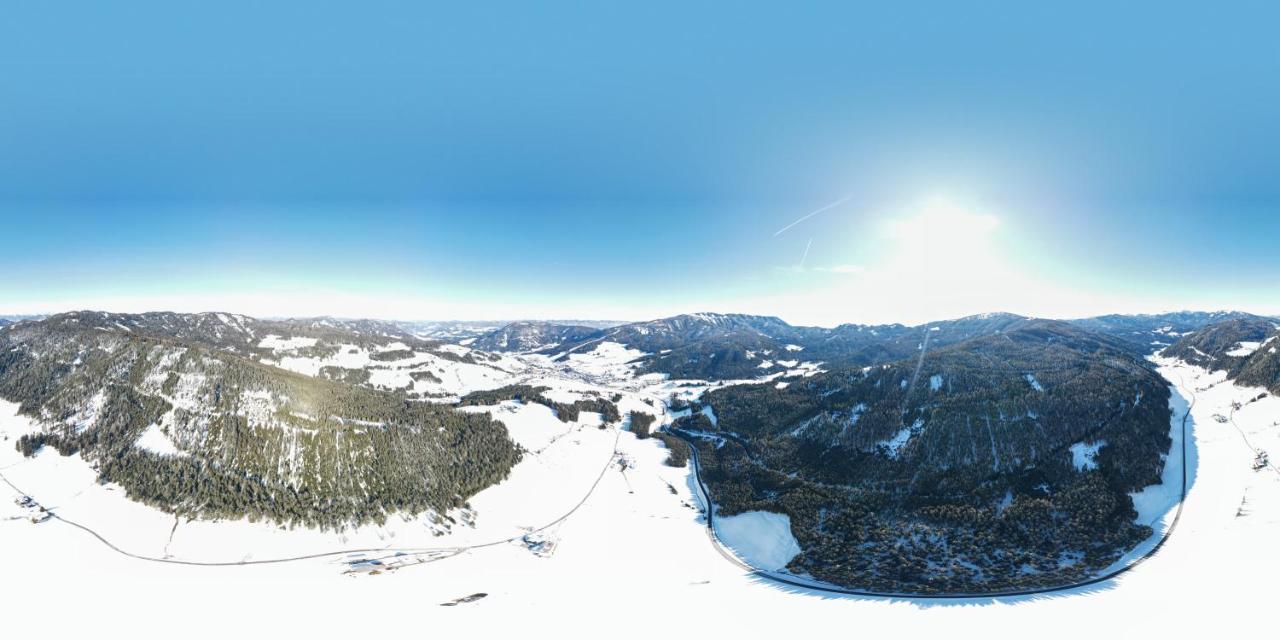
[[888, 197, 1001, 246], [880, 198, 1003, 278]]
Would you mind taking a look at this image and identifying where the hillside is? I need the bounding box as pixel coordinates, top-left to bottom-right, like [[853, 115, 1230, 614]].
[[13, 311, 531, 399], [686, 320, 1173, 593], [470, 321, 605, 352], [534, 310, 1263, 382], [544, 311, 1040, 381], [1163, 317, 1280, 393], [1069, 311, 1263, 354], [0, 313, 522, 529]]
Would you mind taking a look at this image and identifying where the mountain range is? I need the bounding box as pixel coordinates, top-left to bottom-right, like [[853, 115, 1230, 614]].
[[2, 307, 1273, 592]]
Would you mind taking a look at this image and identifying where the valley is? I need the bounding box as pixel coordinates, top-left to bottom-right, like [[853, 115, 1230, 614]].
[[3, 309, 1277, 599], [2, 343, 1278, 637]]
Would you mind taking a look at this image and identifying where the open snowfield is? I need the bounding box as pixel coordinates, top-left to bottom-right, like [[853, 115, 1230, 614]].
[[714, 510, 802, 570], [2, 357, 1279, 637]]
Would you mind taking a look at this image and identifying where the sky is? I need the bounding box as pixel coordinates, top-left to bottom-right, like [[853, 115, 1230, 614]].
[[1, 2, 1277, 326]]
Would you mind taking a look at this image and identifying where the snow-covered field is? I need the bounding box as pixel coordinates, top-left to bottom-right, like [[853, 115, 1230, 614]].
[[2, 356, 1278, 637], [714, 510, 802, 570]]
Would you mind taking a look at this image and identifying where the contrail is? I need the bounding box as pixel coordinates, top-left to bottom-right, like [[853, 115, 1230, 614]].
[[773, 195, 852, 237], [799, 237, 813, 269]]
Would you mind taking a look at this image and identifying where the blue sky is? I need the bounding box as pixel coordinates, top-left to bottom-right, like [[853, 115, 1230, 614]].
[[1, 2, 1277, 325]]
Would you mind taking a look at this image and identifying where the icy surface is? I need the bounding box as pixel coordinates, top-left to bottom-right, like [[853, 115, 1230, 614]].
[[700, 405, 718, 427], [714, 510, 801, 571], [878, 418, 923, 459], [258, 335, 318, 351], [1225, 336, 1273, 357], [134, 423, 184, 456], [1069, 440, 1106, 471]]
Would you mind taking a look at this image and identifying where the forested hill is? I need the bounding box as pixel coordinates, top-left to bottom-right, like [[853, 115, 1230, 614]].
[[1163, 317, 1280, 393], [539, 310, 1262, 381], [685, 320, 1173, 594], [25, 310, 448, 357], [0, 314, 522, 529], [469, 321, 604, 352], [1067, 310, 1264, 354], [2, 310, 535, 401], [533, 311, 1058, 381]]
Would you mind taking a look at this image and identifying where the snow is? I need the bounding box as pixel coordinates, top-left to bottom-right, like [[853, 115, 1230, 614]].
[[1225, 342, 1260, 357], [564, 341, 646, 378], [1127, 362, 1195, 527], [1025, 373, 1044, 392], [68, 389, 107, 433], [367, 367, 414, 389], [257, 335, 318, 351], [1069, 440, 1106, 471], [134, 423, 184, 456], [1226, 336, 1274, 357], [2, 357, 1280, 638], [929, 374, 943, 391], [700, 405, 717, 427], [266, 341, 518, 396], [785, 360, 824, 377], [459, 400, 586, 451], [714, 510, 801, 571], [434, 343, 472, 356], [784, 344, 804, 352], [881, 428, 912, 457], [878, 418, 923, 459]]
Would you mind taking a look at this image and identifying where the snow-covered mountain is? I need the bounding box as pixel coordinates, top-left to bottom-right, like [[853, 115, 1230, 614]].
[[394, 320, 507, 342], [1163, 316, 1280, 392], [0, 312, 523, 529], [688, 319, 1171, 593], [541, 311, 1051, 381], [1, 307, 1272, 597], [470, 321, 605, 352], [1068, 310, 1264, 353]]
